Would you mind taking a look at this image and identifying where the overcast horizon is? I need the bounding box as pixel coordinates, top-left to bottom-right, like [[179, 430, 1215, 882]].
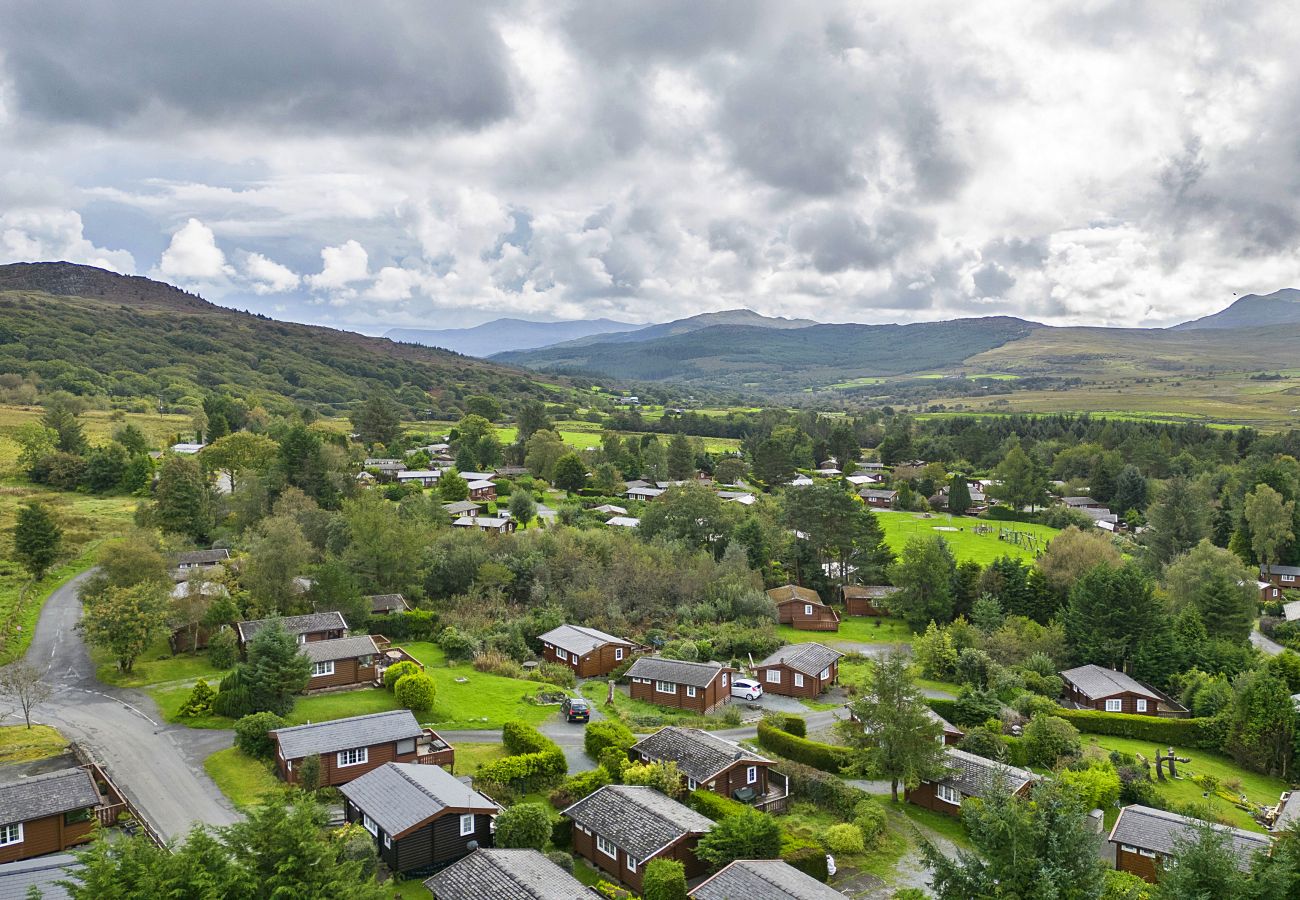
[[3, 1, 1299, 334]]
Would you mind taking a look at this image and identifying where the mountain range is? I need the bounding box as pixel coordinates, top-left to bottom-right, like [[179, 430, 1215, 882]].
[[385, 317, 641, 356], [1170, 288, 1300, 330]]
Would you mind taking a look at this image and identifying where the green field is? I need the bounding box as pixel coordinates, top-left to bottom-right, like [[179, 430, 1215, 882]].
[[873, 510, 1059, 564], [0, 405, 191, 474], [777, 617, 915, 649], [450, 741, 509, 776]]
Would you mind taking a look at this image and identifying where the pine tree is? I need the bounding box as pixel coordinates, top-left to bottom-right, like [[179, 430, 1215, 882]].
[[350, 393, 402, 448], [153, 455, 215, 542], [245, 623, 312, 716], [888, 536, 957, 631], [13, 502, 61, 579], [947, 474, 972, 516], [666, 432, 694, 481]]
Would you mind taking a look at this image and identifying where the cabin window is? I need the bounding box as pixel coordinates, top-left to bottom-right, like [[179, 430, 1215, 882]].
[[311, 660, 335, 677], [1105, 699, 1122, 712], [361, 814, 378, 836], [396, 738, 416, 755], [556, 649, 568, 661], [615, 648, 624, 661], [337, 747, 369, 767], [766, 669, 781, 684], [721, 673, 728, 687], [1284, 575, 1295, 582], [1121, 844, 1138, 853], [626, 856, 638, 873], [794, 673, 805, 688], [747, 766, 758, 785], [820, 668, 830, 680], [687, 777, 697, 790], [597, 835, 618, 859], [1136, 699, 1148, 713], [1138, 849, 1157, 858], [803, 604, 813, 616], [459, 814, 475, 837], [297, 634, 307, 645], [936, 785, 961, 805], [655, 681, 676, 694], [0, 823, 22, 846], [65, 808, 93, 825], [685, 686, 697, 698], [383, 834, 392, 849]]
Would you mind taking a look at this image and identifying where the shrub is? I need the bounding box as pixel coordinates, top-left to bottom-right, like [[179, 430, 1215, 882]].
[[779, 714, 807, 737], [893, 891, 929, 900], [534, 662, 577, 688], [852, 798, 886, 846], [207, 629, 238, 669], [958, 725, 1008, 762], [549, 768, 612, 808], [503, 721, 555, 756], [755, 720, 849, 773], [781, 844, 829, 882], [823, 823, 865, 855], [642, 858, 688, 900], [1051, 708, 1220, 749], [177, 678, 216, 718], [1013, 692, 1060, 719], [688, 789, 751, 822], [439, 625, 481, 661], [952, 687, 1002, 727], [782, 761, 867, 818], [1059, 763, 1121, 811], [599, 746, 629, 782], [382, 660, 420, 690], [622, 760, 683, 797], [585, 719, 636, 760], [545, 850, 574, 872], [695, 809, 783, 870], [298, 753, 322, 792], [473, 650, 522, 678], [476, 748, 567, 790], [1022, 713, 1081, 766], [394, 673, 437, 714], [234, 711, 287, 759], [212, 667, 255, 719], [494, 802, 552, 850], [550, 817, 573, 849]]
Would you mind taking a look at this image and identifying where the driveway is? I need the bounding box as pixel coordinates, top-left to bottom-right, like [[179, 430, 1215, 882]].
[[25, 570, 241, 841], [1250, 623, 1286, 656]]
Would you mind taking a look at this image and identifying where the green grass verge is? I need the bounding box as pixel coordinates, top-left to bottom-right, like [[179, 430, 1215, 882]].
[[0, 543, 102, 666], [0, 724, 71, 764], [578, 680, 738, 732], [450, 742, 509, 777], [93, 634, 230, 688], [873, 510, 1059, 565], [777, 616, 915, 649], [203, 746, 283, 810]]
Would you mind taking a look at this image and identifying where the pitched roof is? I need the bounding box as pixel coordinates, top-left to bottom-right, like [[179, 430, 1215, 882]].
[[236, 611, 346, 643], [270, 709, 423, 760], [0, 768, 99, 823], [443, 500, 482, 514], [938, 747, 1036, 798], [366, 593, 410, 613], [1059, 664, 1162, 701], [625, 656, 727, 688], [1263, 564, 1300, 578], [1273, 791, 1300, 832], [1283, 600, 1300, 622], [690, 859, 845, 900], [631, 727, 770, 783], [842, 585, 900, 599], [174, 549, 230, 566], [1061, 496, 1097, 506], [538, 624, 631, 657], [467, 480, 496, 490], [592, 504, 628, 515], [605, 516, 641, 527], [300, 635, 379, 663], [339, 762, 497, 838], [765, 585, 821, 604], [397, 469, 442, 479], [425, 849, 595, 899], [860, 489, 898, 499], [0, 853, 80, 900], [756, 643, 844, 677], [1108, 805, 1272, 870], [626, 486, 665, 498], [452, 516, 511, 528], [563, 785, 713, 861]]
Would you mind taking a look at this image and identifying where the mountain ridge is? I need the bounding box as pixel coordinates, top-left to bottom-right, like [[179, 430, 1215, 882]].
[[1171, 288, 1300, 330], [385, 316, 641, 356]]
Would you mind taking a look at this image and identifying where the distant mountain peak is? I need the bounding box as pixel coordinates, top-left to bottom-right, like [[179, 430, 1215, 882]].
[[1172, 288, 1300, 330], [384, 317, 641, 357]]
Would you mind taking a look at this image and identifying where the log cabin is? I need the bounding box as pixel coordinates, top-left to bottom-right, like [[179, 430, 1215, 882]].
[[537, 625, 641, 678], [841, 584, 899, 617], [750, 643, 843, 699], [301, 635, 381, 691], [1108, 805, 1271, 882], [235, 611, 347, 652], [0, 768, 102, 864], [767, 585, 840, 631], [1261, 564, 1300, 591], [425, 848, 595, 898], [905, 748, 1036, 817], [624, 657, 732, 714], [269, 710, 454, 787], [366, 593, 412, 615], [1059, 664, 1172, 716], [630, 727, 786, 810]]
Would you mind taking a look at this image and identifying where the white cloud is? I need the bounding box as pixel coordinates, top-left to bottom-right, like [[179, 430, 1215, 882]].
[[242, 251, 299, 294], [158, 217, 232, 281], [0, 208, 136, 273], [307, 239, 369, 292]]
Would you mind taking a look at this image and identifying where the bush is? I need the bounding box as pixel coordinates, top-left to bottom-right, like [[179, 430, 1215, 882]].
[[688, 789, 751, 822], [382, 660, 420, 690], [823, 823, 865, 855], [494, 802, 553, 850], [781, 844, 829, 882], [1012, 692, 1060, 719], [476, 748, 567, 790], [534, 662, 577, 688], [1052, 708, 1220, 749], [1022, 713, 1081, 766], [473, 650, 522, 678], [755, 720, 849, 773], [599, 746, 630, 782], [549, 768, 612, 809], [951, 687, 1002, 727], [958, 725, 1008, 762], [298, 754, 322, 792], [545, 850, 574, 872], [622, 760, 683, 797], [504, 721, 555, 756], [642, 858, 688, 900], [211, 667, 254, 719], [439, 625, 481, 661], [782, 761, 868, 818], [207, 629, 238, 669], [376, 609, 438, 642], [585, 719, 636, 760], [695, 809, 783, 870], [779, 714, 807, 737], [853, 798, 886, 846], [177, 678, 216, 718], [1059, 763, 1121, 811], [234, 711, 287, 759], [394, 673, 437, 714]]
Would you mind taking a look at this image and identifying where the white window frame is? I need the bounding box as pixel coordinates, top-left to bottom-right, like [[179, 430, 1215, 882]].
[[459, 814, 475, 837], [361, 813, 378, 836], [746, 766, 758, 785], [655, 680, 676, 694], [766, 669, 781, 684], [687, 777, 697, 790], [596, 835, 618, 859], [936, 784, 961, 805], [556, 648, 568, 661], [820, 668, 830, 680], [1105, 699, 1122, 712], [1136, 699, 1148, 713], [685, 685, 697, 698], [1121, 844, 1138, 854], [311, 660, 335, 677], [337, 747, 368, 767], [0, 823, 21, 846], [803, 604, 813, 616], [794, 673, 805, 688], [615, 647, 624, 661], [1138, 848, 1157, 858], [383, 833, 392, 849], [1284, 575, 1295, 583], [297, 633, 307, 645], [627, 856, 638, 873], [721, 672, 728, 687]]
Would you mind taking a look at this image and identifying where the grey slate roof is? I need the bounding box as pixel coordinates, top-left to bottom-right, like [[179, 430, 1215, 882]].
[[1109, 805, 1271, 870], [0, 767, 99, 824], [174, 549, 230, 566], [426, 849, 595, 899], [1273, 791, 1300, 832], [1264, 564, 1300, 578], [563, 785, 713, 861], [625, 656, 727, 689], [366, 593, 410, 613], [300, 635, 379, 663], [691, 859, 846, 900], [443, 500, 482, 515], [1060, 664, 1162, 701], [271, 709, 423, 760], [632, 727, 769, 784], [236, 611, 347, 643], [538, 624, 631, 657], [842, 585, 900, 599], [0, 854, 80, 900], [756, 643, 844, 677], [860, 489, 898, 500], [938, 747, 1035, 798], [339, 762, 497, 838]]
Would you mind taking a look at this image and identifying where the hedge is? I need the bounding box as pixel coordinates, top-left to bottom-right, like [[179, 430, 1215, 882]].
[[477, 720, 569, 790], [781, 844, 829, 882], [549, 768, 612, 809], [781, 760, 867, 818], [584, 720, 635, 760], [1051, 708, 1221, 750], [756, 720, 850, 774], [926, 698, 959, 724], [687, 789, 751, 822], [503, 721, 556, 756], [779, 715, 807, 738]]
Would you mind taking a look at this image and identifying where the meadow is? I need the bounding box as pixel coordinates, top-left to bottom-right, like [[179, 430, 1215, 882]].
[[873, 510, 1059, 564]]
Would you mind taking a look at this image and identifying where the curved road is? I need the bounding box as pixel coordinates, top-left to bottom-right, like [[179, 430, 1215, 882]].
[[25, 570, 240, 841]]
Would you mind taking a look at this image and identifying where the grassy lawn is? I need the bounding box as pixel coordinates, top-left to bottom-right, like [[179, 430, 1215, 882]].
[[1081, 734, 1287, 833], [0, 724, 70, 764], [203, 746, 283, 810], [579, 680, 736, 732], [777, 616, 915, 649], [387, 879, 437, 898], [93, 634, 230, 688], [838, 658, 960, 702], [450, 742, 508, 777], [874, 510, 1059, 564], [892, 797, 973, 848]]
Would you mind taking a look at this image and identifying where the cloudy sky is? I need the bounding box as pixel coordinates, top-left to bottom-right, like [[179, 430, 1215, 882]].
[[2, 1, 1298, 333]]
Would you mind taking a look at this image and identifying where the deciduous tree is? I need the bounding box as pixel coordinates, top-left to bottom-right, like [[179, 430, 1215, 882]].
[[552, 453, 587, 493], [694, 809, 782, 870], [1163, 539, 1256, 642], [79, 582, 170, 672], [201, 432, 278, 494], [153, 454, 215, 543], [0, 662, 51, 729], [888, 536, 958, 632], [13, 501, 61, 579], [1245, 483, 1295, 571]]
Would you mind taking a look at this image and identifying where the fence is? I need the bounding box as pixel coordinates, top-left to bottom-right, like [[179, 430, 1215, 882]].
[[70, 742, 167, 849]]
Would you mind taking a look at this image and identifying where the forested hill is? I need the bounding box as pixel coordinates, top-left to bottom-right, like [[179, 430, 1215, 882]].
[[493, 316, 1043, 389], [0, 262, 559, 418]]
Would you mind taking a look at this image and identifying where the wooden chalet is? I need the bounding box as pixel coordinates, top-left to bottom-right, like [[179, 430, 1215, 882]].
[[751, 643, 843, 699], [173, 548, 230, 573], [841, 584, 899, 616], [624, 657, 732, 714], [767, 584, 840, 631], [426, 848, 595, 899], [906, 747, 1036, 817], [366, 593, 412, 615], [630, 727, 786, 811], [691, 859, 846, 900], [396, 470, 442, 487], [1252, 579, 1283, 603], [850, 704, 963, 746], [1261, 564, 1300, 591], [442, 500, 482, 519], [340, 762, 499, 875], [235, 611, 347, 651], [450, 515, 516, 534], [1108, 805, 1271, 882], [302, 635, 381, 691], [538, 624, 641, 678], [269, 710, 454, 787], [0, 768, 102, 864], [466, 480, 497, 502], [625, 485, 665, 502], [563, 785, 714, 893], [859, 488, 898, 509], [1059, 664, 1181, 717]]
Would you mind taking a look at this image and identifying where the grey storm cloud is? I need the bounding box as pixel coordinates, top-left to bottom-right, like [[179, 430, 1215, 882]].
[[0, 0, 515, 132], [789, 206, 933, 274]]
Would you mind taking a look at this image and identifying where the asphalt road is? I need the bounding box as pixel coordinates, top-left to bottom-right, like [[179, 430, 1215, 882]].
[[25, 570, 241, 841], [1250, 623, 1285, 656]]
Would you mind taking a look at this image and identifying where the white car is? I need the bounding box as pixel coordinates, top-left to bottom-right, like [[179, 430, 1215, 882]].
[[731, 678, 763, 701]]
